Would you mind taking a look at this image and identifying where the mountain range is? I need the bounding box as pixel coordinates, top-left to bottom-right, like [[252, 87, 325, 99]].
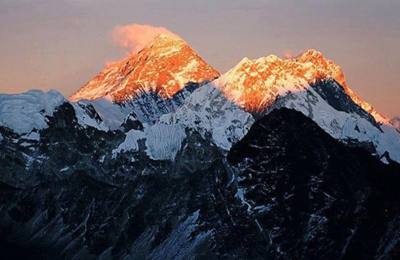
[[0, 34, 399, 259]]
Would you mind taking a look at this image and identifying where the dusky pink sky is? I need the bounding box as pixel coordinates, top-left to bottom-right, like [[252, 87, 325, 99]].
[[0, 0, 399, 117]]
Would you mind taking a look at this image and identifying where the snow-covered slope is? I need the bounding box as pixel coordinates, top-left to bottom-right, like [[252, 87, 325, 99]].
[[75, 98, 132, 130], [214, 51, 400, 162], [145, 124, 186, 160], [0, 90, 111, 135], [70, 34, 219, 103], [0, 90, 65, 134], [272, 86, 400, 163], [112, 129, 145, 158], [160, 84, 254, 150], [71, 102, 108, 131], [112, 83, 254, 158], [73, 82, 202, 130], [112, 123, 186, 161]]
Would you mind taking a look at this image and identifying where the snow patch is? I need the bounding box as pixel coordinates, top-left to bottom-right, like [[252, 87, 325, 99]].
[[60, 166, 70, 172], [173, 59, 199, 89], [236, 188, 252, 212], [112, 129, 146, 158], [72, 103, 108, 131], [22, 131, 40, 141]]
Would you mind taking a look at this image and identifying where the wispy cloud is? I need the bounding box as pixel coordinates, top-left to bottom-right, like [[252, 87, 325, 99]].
[[112, 23, 177, 55]]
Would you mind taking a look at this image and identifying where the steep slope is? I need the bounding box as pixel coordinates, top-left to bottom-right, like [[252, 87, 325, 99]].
[[215, 50, 400, 162], [70, 34, 220, 102], [160, 83, 254, 150], [75, 82, 203, 129], [70, 34, 219, 127], [227, 108, 400, 259]]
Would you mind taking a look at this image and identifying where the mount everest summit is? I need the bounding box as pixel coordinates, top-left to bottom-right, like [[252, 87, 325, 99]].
[[0, 33, 400, 259]]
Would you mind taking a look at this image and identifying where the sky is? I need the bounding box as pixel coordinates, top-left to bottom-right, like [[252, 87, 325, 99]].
[[0, 0, 399, 117]]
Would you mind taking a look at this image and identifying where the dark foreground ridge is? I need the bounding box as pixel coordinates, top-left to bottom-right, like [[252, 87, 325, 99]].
[[228, 108, 400, 259], [0, 108, 399, 259]]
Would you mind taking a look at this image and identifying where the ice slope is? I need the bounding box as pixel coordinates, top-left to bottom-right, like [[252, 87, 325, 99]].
[[112, 124, 186, 161], [0, 90, 65, 134], [160, 84, 255, 150], [145, 124, 186, 160]]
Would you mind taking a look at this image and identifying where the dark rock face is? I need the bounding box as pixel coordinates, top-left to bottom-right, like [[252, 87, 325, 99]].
[[122, 82, 202, 124], [228, 108, 400, 259], [0, 108, 399, 259], [0, 101, 230, 258], [311, 79, 380, 128]]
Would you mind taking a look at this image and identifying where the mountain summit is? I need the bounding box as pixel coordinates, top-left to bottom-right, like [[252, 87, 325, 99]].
[[216, 49, 387, 123], [70, 34, 220, 102]]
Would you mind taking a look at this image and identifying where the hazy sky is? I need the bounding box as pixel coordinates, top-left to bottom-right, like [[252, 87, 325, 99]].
[[0, 0, 399, 117]]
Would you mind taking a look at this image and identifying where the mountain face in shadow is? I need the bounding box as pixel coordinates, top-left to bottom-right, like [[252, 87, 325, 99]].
[[228, 108, 400, 259], [1, 108, 399, 259]]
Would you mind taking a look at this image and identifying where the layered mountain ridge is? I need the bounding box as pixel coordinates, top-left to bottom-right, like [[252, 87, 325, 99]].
[[1, 108, 399, 259], [1, 32, 400, 259], [211, 50, 400, 162], [1, 33, 399, 163]]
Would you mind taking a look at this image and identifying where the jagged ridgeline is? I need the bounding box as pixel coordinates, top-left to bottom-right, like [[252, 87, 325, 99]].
[[0, 34, 400, 259]]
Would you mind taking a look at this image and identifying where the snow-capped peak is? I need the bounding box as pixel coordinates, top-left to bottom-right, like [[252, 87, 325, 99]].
[[213, 50, 400, 163], [297, 49, 388, 123], [0, 90, 65, 134], [216, 49, 388, 123], [70, 33, 220, 103]]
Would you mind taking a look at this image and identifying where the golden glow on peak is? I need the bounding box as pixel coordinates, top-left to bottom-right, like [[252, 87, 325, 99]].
[[70, 34, 220, 103], [216, 49, 388, 122]]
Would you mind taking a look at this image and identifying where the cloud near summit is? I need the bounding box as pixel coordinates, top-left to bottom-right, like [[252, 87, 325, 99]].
[[112, 24, 178, 54]]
